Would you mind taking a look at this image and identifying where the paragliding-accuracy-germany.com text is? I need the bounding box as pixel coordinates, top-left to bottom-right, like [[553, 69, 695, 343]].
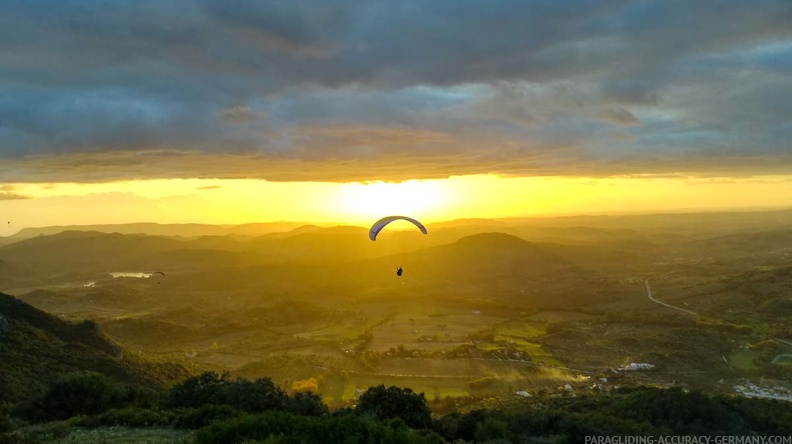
[[585, 437, 791, 444]]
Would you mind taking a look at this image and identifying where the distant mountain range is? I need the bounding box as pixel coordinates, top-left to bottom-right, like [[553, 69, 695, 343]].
[[3, 209, 790, 244], [2, 221, 315, 242], [1, 210, 791, 313]]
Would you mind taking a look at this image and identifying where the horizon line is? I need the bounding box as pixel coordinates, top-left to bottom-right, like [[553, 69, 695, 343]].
[[4, 204, 791, 237]]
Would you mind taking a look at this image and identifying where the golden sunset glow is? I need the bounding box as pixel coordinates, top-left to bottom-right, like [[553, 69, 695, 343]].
[[3, 174, 792, 233], [336, 180, 446, 222]]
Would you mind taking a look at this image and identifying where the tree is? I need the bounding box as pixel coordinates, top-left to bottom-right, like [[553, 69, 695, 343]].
[[0, 402, 12, 433], [291, 377, 319, 394], [19, 372, 123, 421], [167, 372, 287, 413], [287, 392, 329, 416], [355, 385, 431, 429], [167, 371, 227, 409], [475, 417, 511, 442]]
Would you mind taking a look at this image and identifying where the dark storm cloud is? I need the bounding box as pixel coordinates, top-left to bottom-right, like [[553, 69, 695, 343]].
[[0, 0, 790, 181]]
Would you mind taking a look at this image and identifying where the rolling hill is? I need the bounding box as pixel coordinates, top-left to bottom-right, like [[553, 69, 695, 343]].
[[0, 231, 187, 274], [0, 292, 188, 402]]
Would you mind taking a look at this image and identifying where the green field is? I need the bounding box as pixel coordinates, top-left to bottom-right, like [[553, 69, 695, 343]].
[[314, 356, 580, 406], [495, 320, 546, 338], [729, 349, 759, 371], [478, 320, 563, 366]]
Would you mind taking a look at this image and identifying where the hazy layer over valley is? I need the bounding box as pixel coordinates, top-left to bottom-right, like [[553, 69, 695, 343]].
[[2, 210, 790, 407]]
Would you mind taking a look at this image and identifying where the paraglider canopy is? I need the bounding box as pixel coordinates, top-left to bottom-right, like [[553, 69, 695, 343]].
[[369, 215, 427, 241]]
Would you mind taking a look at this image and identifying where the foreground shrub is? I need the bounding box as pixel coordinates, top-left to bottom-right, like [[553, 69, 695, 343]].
[[74, 404, 242, 430], [0, 403, 11, 434], [75, 407, 174, 428], [355, 385, 432, 429], [194, 411, 444, 444], [171, 405, 242, 429], [13, 372, 125, 422], [2, 421, 70, 444], [285, 392, 328, 417], [167, 372, 287, 413]]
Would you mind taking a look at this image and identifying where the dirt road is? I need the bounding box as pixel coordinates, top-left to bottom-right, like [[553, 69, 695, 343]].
[[645, 280, 698, 316]]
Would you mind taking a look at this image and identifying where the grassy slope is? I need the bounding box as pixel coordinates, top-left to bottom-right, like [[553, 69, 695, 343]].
[[0, 292, 189, 402]]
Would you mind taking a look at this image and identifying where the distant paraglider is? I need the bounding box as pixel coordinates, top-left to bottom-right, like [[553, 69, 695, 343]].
[[369, 216, 426, 278], [368, 215, 427, 241], [150, 271, 165, 285]]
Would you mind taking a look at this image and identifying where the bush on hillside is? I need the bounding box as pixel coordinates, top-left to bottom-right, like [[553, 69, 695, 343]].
[[167, 371, 287, 413], [194, 411, 445, 444], [14, 372, 125, 422], [355, 385, 431, 429]]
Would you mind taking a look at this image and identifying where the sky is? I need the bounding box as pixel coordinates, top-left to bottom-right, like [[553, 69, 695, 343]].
[[1, 1, 791, 231]]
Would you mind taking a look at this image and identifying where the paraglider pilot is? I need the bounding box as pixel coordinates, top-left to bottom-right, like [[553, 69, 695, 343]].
[[396, 267, 403, 277]]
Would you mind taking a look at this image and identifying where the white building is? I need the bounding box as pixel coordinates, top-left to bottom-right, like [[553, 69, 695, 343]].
[[623, 362, 655, 371]]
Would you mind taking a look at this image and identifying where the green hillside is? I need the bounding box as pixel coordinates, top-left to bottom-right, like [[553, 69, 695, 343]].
[[0, 292, 188, 402]]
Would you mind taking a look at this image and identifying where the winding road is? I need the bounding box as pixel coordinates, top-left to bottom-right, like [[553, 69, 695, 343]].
[[644, 280, 698, 316]]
